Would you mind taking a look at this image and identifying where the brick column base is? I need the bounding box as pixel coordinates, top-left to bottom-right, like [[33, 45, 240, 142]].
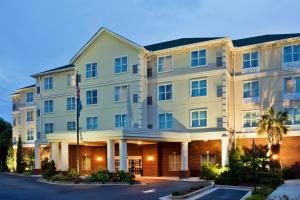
[[179, 170, 190, 179]]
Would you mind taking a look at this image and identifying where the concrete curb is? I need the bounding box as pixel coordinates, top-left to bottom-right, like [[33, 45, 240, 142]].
[[36, 178, 134, 186], [2, 172, 41, 178]]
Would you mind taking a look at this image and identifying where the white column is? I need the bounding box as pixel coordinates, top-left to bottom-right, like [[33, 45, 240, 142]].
[[51, 142, 60, 170], [181, 141, 189, 171], [60, 143, 69, 171], [107, 140, 115, 172], [34, 143, 41, 169], [221, 134, 230, 167], [119, 139, 127, 172]]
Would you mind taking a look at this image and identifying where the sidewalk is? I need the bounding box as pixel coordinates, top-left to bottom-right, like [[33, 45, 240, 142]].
[[268, 180, 300, 200]]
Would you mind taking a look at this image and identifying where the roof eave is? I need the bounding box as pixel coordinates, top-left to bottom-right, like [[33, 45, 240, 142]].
[[31, 67, 75, 78]]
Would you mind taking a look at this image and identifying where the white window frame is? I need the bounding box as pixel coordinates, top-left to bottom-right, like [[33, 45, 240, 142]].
[[284, 107, 300, 125], [27, 129, 34, 141], [115, 114, 128, 128], [114, 85, 128, 102], [66, 97, 76, 111], [242, 110, 260, 129], [44, 100, 53, 113], [157, 55, 173, 73], [67, 121, 76, 131], [157, 83, 173, 101], [190, 49, 207, 68], [26, 111, 33, 122], [86, 117, 98, 130], [242, 51, 260, 71], [242, 80, 260, 104], [44, 77, 53, 90], [282, 76, 300, 100], [158, 112, 173, 130], [190, 78, 207, 98], [282, 44, 300, 66], [66, 73, 75, 87], [45, 123, 54, 134], [86, 90, 98, 105], [190, 109, 208, 128], [114, 56, 128, 74], [85, 62, 98, 79], [26, 92, 34, 103]]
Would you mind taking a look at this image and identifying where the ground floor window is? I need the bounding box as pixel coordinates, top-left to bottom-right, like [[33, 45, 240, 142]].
[[82, 156, 91, 170], [168, 153, 180, 171], [201, 153, 216, 165]]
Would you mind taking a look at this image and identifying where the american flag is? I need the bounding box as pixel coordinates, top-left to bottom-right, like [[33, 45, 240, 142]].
[[76, 74, 80, 98]]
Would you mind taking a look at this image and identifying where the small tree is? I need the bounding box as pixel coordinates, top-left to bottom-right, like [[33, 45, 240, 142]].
[[24, 150, 34, 171], [16, 136, 25, 173], [257, 107, 289, 158], [6, 146, 14, 171]]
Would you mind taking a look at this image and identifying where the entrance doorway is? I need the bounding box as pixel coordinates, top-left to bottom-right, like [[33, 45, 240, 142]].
[[114, 156, 142, 175]]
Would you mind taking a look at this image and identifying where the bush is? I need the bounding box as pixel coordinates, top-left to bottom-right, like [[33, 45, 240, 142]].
[[246, 186, 274, 200], [215, 171, 238, 185], [23, 170, 33, 176], [117, 170, 135, 184], [41, 158, 56, 180], [281, 168, 295, 180], [256, 171, 283, 188], [96, 170, 110, 184], [67, 168, 78, 179], [200, 163, 220, 180], [51, 174, 69, 181], [83, 172, 98, 182]]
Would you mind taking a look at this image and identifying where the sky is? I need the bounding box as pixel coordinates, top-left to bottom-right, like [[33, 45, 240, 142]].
[[1, 0, 300, 123]]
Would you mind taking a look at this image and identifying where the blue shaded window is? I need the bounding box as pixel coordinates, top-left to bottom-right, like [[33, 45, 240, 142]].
[[44, 77, 53, 90], [243, 81, 259, 98], [158, 84, 172, 101], [159, 113, 173, 129], [115, 56, 128, 73], [191, 110, 207, 128], [243, 51, 259, 69], [45, 123, 54, 134], [26, 92, 34, 102], [86, 63, 97, 78], [115, 114, 128, 128], [285, 108, 300, 125], [67, 97, 75, 110], [67, 121, 76, 131], [191, 49, 206, 67], [284, 45, 300, 63], [243, 111, 260, 128], [44, 100, 53, 113], [86, 90, 97, 105], [114, 85, 128, 102], [158, 55, 172, 73], [191, 79, 207, 97], [86, 117, 98, 130]]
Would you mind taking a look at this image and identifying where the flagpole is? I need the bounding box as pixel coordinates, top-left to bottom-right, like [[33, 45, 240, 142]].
[[76, 71, 80, 175]]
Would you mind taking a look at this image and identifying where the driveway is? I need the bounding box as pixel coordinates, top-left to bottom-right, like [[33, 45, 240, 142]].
[[268, 179, 300, 199], [196, 188, 249, 200], [0, 173, 206, 200]]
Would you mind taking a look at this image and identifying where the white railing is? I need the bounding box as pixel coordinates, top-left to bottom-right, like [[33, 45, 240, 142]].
[[243, 96, 260, 104], [283, 92, 300, 100], [283, 61, 300, 70], [241, 67, 260, 74]]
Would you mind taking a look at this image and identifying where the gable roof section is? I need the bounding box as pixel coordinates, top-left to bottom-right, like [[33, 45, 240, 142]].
[[233, 33, 300, 47], [144, 37, 224, 51], [69, 27, 144, 63], [31, 64, 74, 77]]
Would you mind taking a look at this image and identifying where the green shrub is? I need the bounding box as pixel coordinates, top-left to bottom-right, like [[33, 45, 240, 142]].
[[83, 172, 98, 182], [281, 168, 295, 180], [96, 170, 110, 183], [23, 170, 33, 176], [200, 163, 220, 180], [67, 168, 78, 179], [117, 170, 135, 184], [246, 194, 264, 200], [41, 158, 56, 180], [246, 186, 275, 200], [256, 171, 283, 188], [51, 174, 69, 181]]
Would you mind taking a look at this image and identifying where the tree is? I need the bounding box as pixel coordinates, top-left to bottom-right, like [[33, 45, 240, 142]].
[[24, 150, 34, 170], [0, 117, 12, 170], [16, 136, 25, 173], [257, 107, 289, 158], [6, 146, 14, 171]]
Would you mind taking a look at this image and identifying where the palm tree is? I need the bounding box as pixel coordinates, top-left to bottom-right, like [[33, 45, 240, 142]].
[[257, 107, 289, 158]]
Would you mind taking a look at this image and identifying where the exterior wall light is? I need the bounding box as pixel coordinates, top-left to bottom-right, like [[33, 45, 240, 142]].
[[138, 141, 142, 145], [97, 156, 103, 161], [147, 156, 154, 161], [272, 154, 278, 160]]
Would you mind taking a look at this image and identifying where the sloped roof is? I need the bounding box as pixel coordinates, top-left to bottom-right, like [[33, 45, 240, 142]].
[[19, 84, 35, 90], [144, 37, 224, 51], [233, 33, 300, 47], [32, 64, 74, 77]]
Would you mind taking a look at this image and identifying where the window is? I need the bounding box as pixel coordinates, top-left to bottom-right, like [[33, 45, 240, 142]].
[[27, 130, 34, 141], [67, 97, 76, 111], [132, 64, 138, 74], [66, 74, 75, 86], [168, 153, 180, 171], [37, 132, 41, 139], [37, 109, 40, 117], [44, 100, 53, 113], [216, 85, 223, 97], [82, 156, 91, 170], [157, 55, 172, 73], [45, 123, 54, 134], [114, 85, 128, 102], [67, 121, 76, 131], [44, 77, 53, 90], [284, 77, 300, 95], [115, 114, 128, 128], [284, 44, 300, 63], [191, 49, 206, 67], [201, 154, 216, 165], [159, 113, 173, 129], [147, 68, 152, 77], [191, 79, 207, 97], [86, 117, 98, 130], [114, 56, 128, 73], [217, 117, 223, 128], [191, 109, 207, 128], [132, 94, 138, 103], [216, 52, 223, 67], [243, 110, 260, 128], [37, 87, 40, 94], [13, 118, 16, 126], [285, 108, 300, 125], [158, 84, 172, 101], [243, 81, 260, 102], [86, 90, 97, 105], [26, 111, 33, 122], [243, 51, 259, 69], [147, 124, 153, 129], [86, 63, 97, 78], [26, 92, 33, 102], [147, 96, 152, 105]]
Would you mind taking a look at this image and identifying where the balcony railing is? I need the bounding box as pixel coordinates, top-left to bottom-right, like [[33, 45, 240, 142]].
[[283, 92, 300, 100], [283, 61, 300, 70], [12, 102, 35, 111], [243, 96, 260, 104], [241, 67, 260, 74]]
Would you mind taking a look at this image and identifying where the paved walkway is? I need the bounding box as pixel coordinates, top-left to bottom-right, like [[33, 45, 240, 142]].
[[268, 180, 300, 200]]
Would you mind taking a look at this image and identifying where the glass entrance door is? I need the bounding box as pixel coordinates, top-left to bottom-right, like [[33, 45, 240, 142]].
[[114, 156, 142, 175]]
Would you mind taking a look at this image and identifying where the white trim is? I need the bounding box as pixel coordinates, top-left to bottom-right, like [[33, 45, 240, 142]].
[[85, 89, 98, 106], [156, 54, 173, 73], [85, 61, 99, 79], [189, 108, 208, 129], [282, 75, 300, 100], [242, 79, 260, 104], [241, 50, 260, 74], [190, 48, 207, 68], [157, 112, 173, 130], [242, 110, 260, 130], [189, 78, 208, 98], [282, 43, 300, 70], [157, 82, 173, 101]]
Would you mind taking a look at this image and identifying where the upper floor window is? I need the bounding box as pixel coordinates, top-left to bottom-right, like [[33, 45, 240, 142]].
[[243, 110, 260, 128], [191, 109, 207, 128], [86, 117, 98, 130], [285, 108, 300, 125], [27, 130, 34, 141], [45, 123, 54, 134], [191, 49, 206, 68], [67, 97, 76, 111], [157, 55, 172, 73], [243, 51, 259, 69], [86, 90, 97, 105], [44, 77, 53, 90], [66, 74, 75, 87], [115, 114, 128, 128], [86, 63, 97, 78], [114, 56, 128, 73], [67, 121, 76, 131], [44, 100, 53, 113], [26, 92, 34, 102], [243, 81, 260, 103], [283, 76, 300, 96], [191, 79, 207, 97], [158, 83, 172, 101], [114, 85, 128, 102], [284, 44, 300, 63], [13, 118, 16, 126], [26, 111, 33, 122], [159, 113, 173, 129]]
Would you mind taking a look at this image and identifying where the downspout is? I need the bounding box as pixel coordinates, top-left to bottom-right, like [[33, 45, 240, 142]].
[[233, 51, 237, 149]]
